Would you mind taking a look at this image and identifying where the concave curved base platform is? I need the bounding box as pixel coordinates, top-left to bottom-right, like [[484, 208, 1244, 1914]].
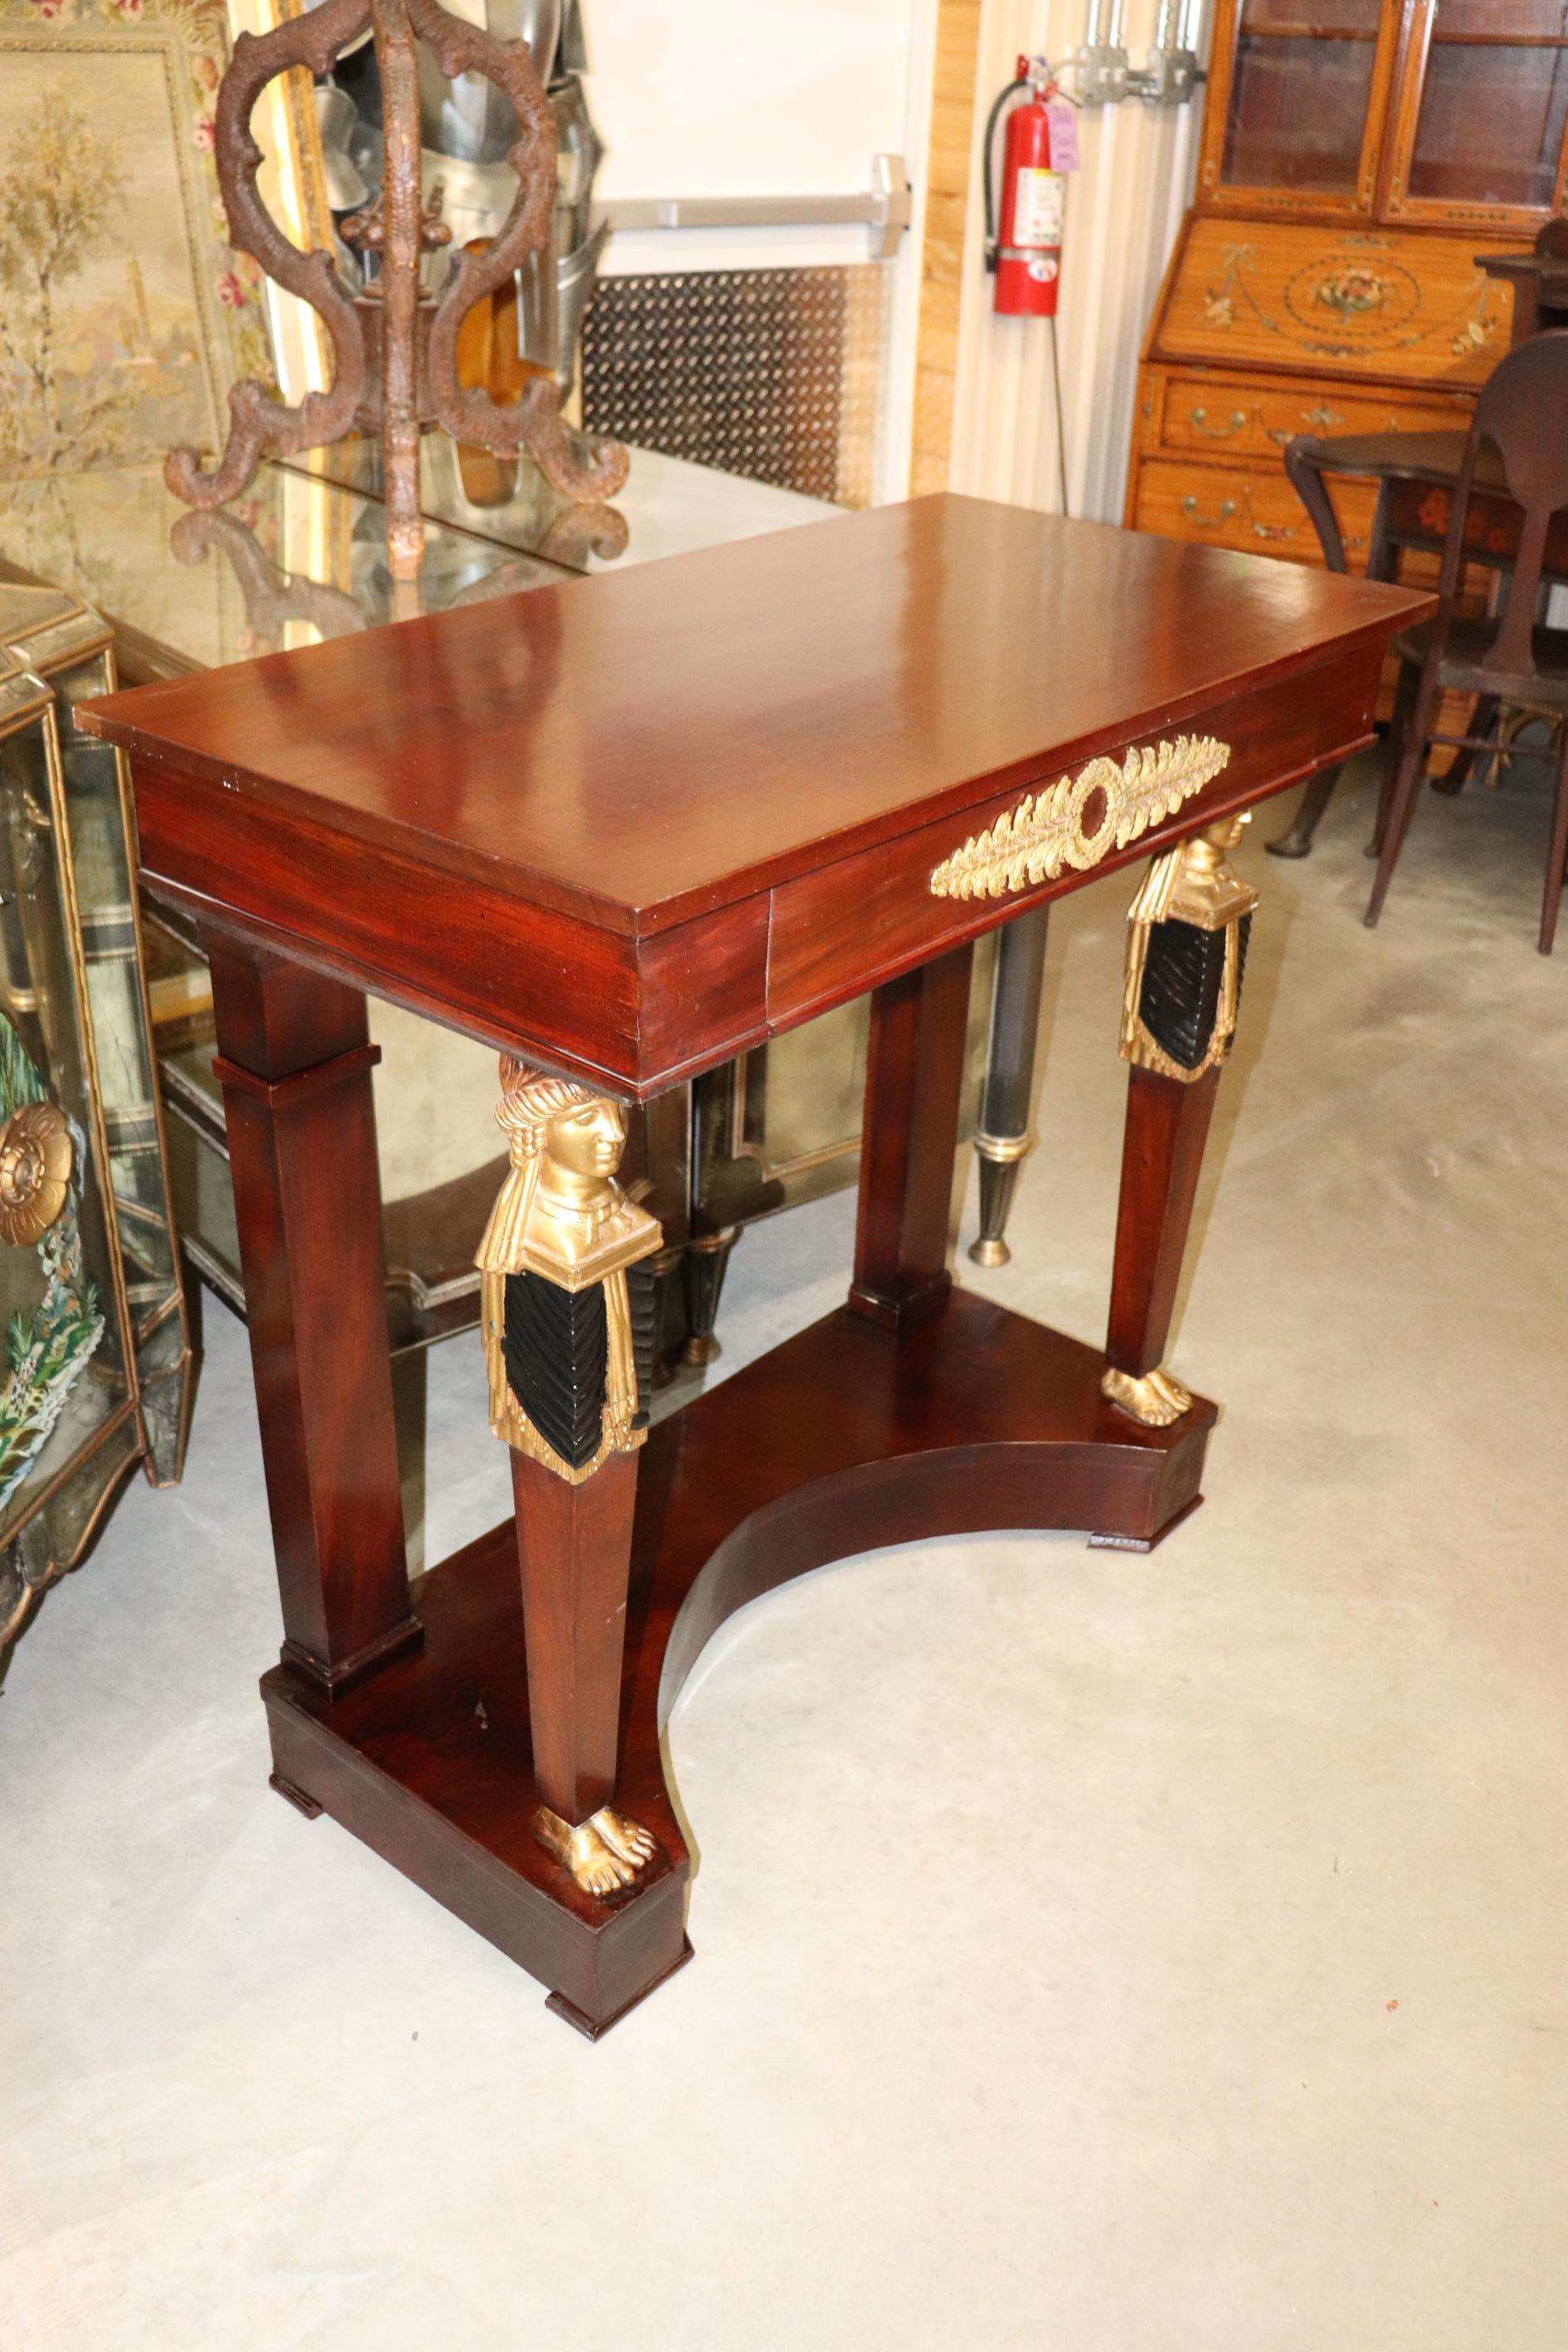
[[262, 1289, 1215, 2034]]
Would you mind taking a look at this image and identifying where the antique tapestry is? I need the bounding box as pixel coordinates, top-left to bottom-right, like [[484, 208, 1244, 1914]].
[[0, 0, 273, 479]]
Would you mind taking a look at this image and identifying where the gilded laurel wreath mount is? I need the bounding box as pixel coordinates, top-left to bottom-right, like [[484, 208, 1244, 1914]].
[[929, 736, 1231, 903]]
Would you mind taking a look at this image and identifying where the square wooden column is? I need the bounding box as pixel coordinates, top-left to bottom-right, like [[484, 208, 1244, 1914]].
[[850, 944, 974, 1329], [208, 938, 420, 1695]]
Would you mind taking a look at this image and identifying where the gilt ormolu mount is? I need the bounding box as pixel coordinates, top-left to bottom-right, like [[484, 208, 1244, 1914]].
[[166, 0, 628, 579], [475, 1058, 662, 1900]]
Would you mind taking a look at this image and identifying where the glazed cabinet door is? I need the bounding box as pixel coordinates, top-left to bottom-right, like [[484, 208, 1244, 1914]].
[[1381, 0, 1568, 228], [1197, 0, 1405, 218]]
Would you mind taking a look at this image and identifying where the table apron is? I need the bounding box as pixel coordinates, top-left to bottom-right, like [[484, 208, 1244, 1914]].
[[764, 642, 1381, 1034], [130, 635, 1380, 1101]]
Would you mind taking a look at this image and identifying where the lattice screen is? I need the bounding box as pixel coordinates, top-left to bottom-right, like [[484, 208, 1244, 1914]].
[[580, 266, 891, 509]]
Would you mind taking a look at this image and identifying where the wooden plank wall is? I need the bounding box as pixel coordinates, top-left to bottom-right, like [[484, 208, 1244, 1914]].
[[909, 0, 983, 496]]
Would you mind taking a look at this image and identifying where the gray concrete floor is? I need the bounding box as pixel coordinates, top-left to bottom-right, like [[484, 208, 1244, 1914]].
[[2, 749, 1566, 2349]]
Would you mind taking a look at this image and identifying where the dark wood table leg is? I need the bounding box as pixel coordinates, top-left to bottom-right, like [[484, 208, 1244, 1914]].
[[1102, 819, 1257, 1430], [207, 937, 420, 1712], [511, 1448, 650, 1895], [850, 943, 973, 1329], [1105, 1065, 1222, 1428]]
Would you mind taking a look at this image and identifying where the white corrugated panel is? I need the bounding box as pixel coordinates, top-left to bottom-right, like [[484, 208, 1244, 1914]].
[[948, 0, 1207, 522]]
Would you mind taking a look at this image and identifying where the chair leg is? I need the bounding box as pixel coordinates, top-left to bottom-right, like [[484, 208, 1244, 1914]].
[[1266, 762, 1343, 858], [1366, 669, 1441, 929], [1540, 722, 1568, 954], [1431, 695, 1498, 797], [1367, 661, 1419, 861]]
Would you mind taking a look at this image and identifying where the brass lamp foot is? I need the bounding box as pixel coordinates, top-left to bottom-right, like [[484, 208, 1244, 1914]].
[[680, 1225, 741, 1368], [535, 1804, 656, 1897], [1101, 1364, 1192, 1428], [967, 1128, 1034, 1268]]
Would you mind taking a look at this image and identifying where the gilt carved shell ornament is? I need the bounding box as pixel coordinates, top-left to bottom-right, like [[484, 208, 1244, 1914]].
[[0, 1102, 72, 1249], [0, 1016, 105, 1529], [929, 735, 1231, 903]]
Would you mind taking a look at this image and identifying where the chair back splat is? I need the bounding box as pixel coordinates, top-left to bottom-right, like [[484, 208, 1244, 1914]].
[[1442, 330, 1568, 681], [1365, 328, 1568, 952]]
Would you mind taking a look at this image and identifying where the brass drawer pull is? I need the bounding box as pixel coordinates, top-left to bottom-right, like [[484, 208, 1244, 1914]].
[[1181, 494, 1238, 528], [1267, 405, 1344, 446], [1189, 405, 1250, 439]]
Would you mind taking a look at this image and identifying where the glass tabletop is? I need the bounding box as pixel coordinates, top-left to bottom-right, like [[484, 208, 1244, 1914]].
[[283, 434, 835, 574], [0, 439, 837, 678]]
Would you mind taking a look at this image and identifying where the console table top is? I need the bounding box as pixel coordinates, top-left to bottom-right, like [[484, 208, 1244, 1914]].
[[83, 494, 1423, 937]]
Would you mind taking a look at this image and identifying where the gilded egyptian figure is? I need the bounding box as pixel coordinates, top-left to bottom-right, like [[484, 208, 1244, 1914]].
[[475, 1057, 662, 1484]]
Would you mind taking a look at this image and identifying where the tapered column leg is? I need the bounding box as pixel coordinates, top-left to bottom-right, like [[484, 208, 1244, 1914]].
[[1105, 1065, 1222, 1424], [207, 938, 419, 1694], [476, 1055, 663, 1898], [1102, 818, 1257, 1429], [850, 943, 974, 1329], [512, 1448, 639, 1834], [969, 906, 1049, 1268]]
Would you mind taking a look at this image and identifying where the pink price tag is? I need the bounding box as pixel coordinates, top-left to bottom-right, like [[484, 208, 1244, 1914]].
[[1046, 100, 1080, 174]]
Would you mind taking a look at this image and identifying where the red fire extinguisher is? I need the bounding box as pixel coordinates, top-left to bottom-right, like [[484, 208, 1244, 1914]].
[[984, 55, 1072, 318]]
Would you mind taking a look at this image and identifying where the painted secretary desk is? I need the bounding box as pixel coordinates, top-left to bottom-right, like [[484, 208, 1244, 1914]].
[[1125, 1, 1568, 573]]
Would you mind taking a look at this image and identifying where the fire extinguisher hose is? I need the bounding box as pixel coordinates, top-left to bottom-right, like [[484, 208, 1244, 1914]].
[[981, 76, 1028, 269]]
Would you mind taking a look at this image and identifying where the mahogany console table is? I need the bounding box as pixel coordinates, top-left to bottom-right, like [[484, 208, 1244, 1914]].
[[82, 498, 1426, 2036]]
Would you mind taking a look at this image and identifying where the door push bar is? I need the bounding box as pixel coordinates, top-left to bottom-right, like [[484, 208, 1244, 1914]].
[[595, 154, 912, 261]]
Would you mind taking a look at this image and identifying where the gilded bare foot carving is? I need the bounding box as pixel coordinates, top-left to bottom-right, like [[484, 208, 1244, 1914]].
[[1101, 1364, 1193, 1428], [536, 1804, 656, 1896], [594, 1810, 656, 1870]]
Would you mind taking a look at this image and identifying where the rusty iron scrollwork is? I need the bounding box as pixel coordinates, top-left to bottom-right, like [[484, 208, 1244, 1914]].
[[167, 0, 628, 578], [165, 0, 372, 509]]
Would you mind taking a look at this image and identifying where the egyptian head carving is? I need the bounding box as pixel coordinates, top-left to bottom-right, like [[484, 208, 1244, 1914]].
[[475, 1057, 662, 1480]]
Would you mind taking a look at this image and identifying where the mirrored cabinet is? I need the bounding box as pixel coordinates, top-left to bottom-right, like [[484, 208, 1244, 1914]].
[[0, 584, 194, 1652]]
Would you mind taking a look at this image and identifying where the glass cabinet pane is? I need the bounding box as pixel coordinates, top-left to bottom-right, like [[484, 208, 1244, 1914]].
[[51, 654, 188, 1480], [0, 717, 134, 1551], [1221, 2, 1384, 196], [1407, 2, 1568, 211]]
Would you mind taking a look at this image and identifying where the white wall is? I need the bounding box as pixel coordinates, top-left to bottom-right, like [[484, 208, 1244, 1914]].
[[579, 0, 939, 499], [948, 0, 1208, 522]]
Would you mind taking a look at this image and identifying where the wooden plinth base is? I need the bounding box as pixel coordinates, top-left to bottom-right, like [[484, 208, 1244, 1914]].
[[261, 1291, 1215, 2032]]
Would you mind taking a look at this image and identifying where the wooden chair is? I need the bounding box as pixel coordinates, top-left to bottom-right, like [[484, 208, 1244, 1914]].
[[1366, 330, 1568, 955]]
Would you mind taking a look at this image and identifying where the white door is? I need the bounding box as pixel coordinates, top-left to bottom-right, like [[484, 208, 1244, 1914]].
[[579, 0, 937, 501]]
